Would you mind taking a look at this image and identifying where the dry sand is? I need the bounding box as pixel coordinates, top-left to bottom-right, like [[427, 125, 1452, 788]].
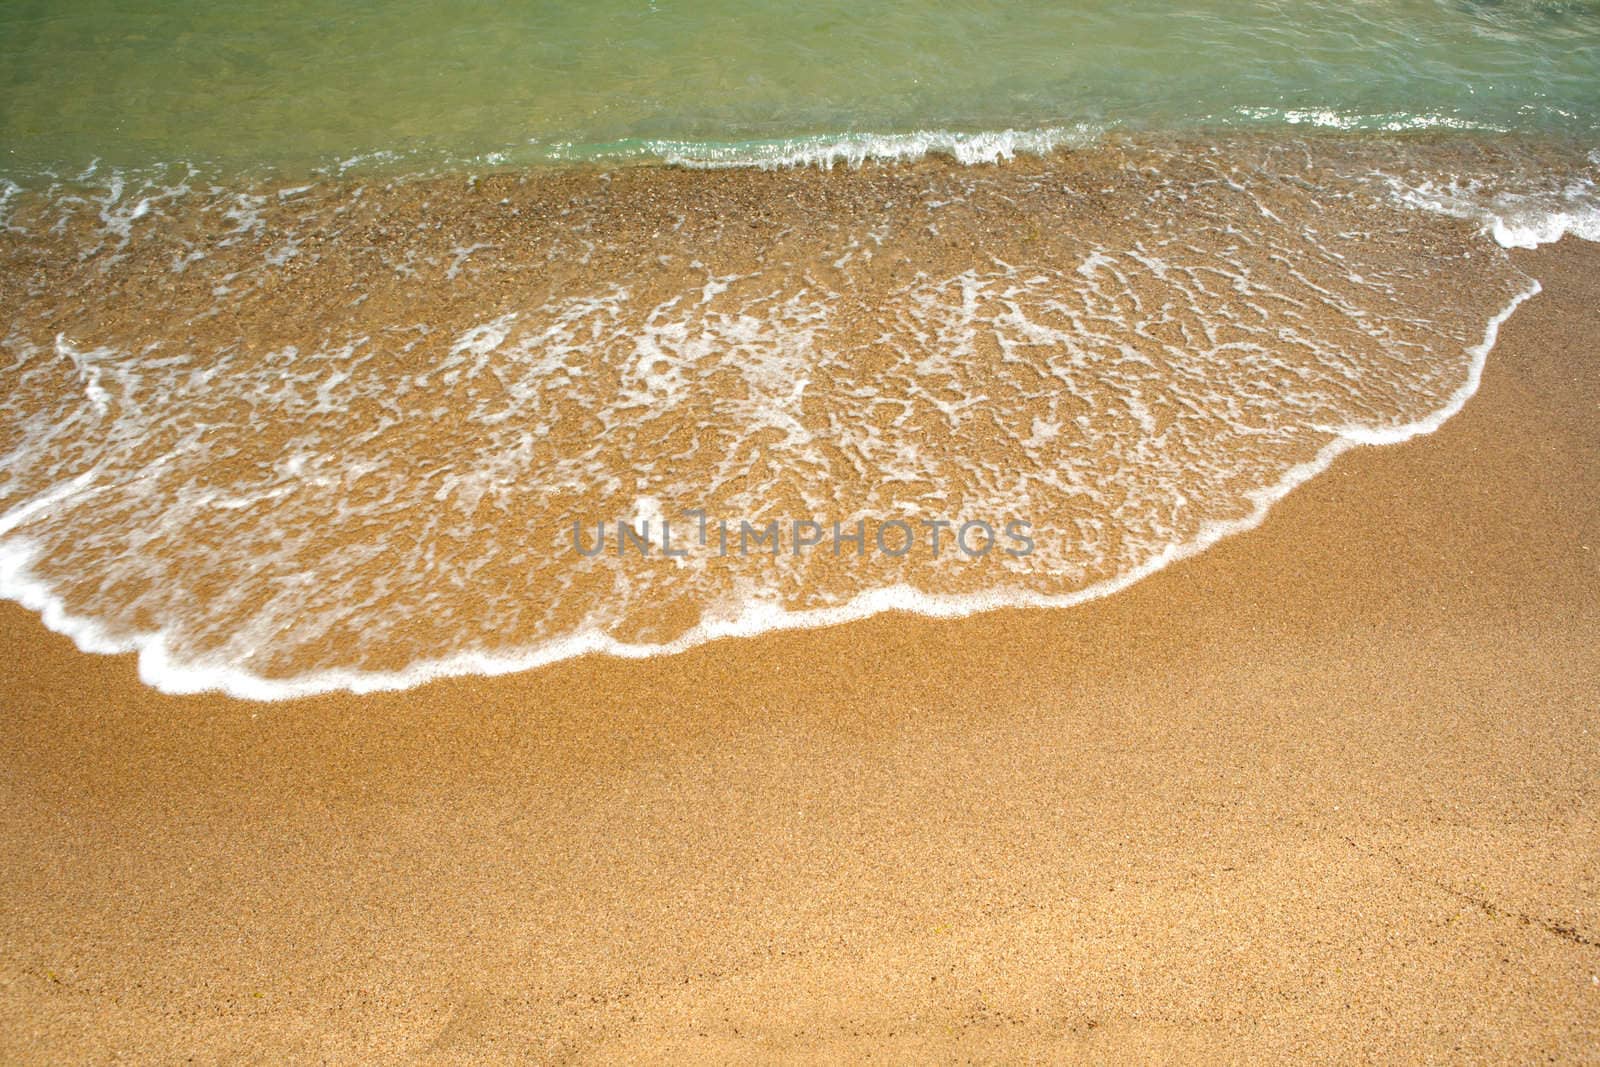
[[1, 239, 1597, 1063]]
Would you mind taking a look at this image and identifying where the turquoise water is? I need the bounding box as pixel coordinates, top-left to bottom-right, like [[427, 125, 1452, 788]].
[[3, 0, 1599, 176]]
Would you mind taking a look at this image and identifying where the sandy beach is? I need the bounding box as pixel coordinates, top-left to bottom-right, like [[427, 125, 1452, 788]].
[[1, 235, 1596, 1062]]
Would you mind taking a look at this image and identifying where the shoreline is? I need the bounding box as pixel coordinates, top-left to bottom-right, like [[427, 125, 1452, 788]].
[[0, 271, 1544, 703], [0, 133, 1572, 698], [2, 125, 1594, 189], [1, 237, 1596, 1060]]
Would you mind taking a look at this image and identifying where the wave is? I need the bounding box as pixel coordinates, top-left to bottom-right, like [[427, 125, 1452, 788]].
[[0, 134, 1589, 700], [0, 279, 1541, 701], [540, 125, 1106, 170], [11, 133, 1596, 259], [1382, 154, 1600, 249]]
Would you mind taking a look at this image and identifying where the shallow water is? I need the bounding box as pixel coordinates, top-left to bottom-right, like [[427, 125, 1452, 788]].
[[1, 135, 1583, 695]]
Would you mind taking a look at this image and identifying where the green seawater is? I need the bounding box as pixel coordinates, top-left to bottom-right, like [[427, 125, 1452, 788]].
[[2, 0, 1598, 178]]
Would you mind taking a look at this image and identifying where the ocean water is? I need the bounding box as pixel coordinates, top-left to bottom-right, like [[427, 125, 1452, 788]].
[[1, 2, 1597, 697], [3, 0, 1600, 174]]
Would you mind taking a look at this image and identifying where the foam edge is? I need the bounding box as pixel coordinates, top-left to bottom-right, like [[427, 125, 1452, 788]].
[[0, 278, 1544, 702]]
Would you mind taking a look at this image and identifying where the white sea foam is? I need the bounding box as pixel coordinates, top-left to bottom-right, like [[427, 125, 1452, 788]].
[[0, 179, 22, 232], [0, 275, 1542, 701], [0, 138, 1584, 700], [628, 126, 1103, 170], [1233, 106, 1506, 134], [1383, 170, 1600, 249]]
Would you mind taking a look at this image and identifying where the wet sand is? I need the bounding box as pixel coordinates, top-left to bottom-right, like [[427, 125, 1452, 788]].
[[0, 140, 1550, 686], [1, 238, 1597, 1062]]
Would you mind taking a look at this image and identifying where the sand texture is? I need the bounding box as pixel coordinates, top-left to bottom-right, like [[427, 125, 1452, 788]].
[[0, 238, 1597, 1062]]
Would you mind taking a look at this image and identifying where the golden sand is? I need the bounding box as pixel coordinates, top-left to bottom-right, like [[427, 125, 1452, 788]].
[[0, 239, 1597, 1062]]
